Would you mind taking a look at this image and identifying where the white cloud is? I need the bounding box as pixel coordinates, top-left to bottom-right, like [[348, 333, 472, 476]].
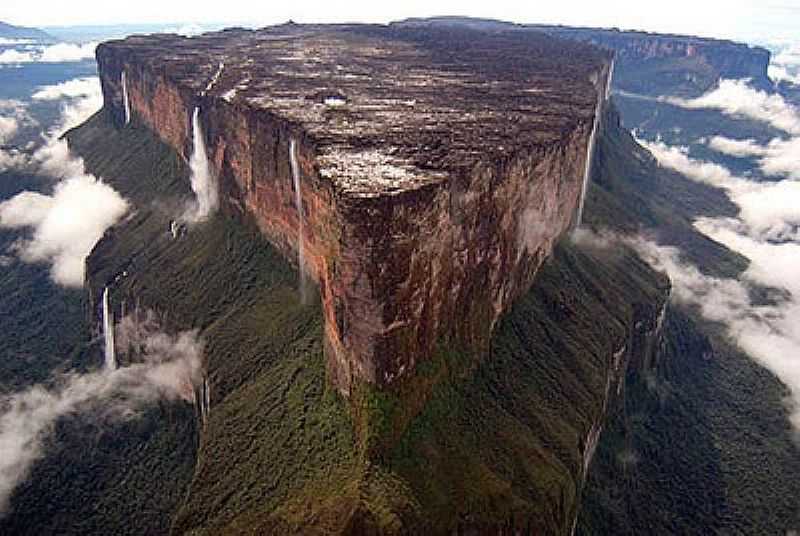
[[570, 227, 619, 250], [53, 92, 102, 135], [774, 43, 800, 68], [634, 90, 800, 433], [38, 42, 97, 63], [0, 49, 35, 63], [0, 99, 37, 145], [0, 100, 31, 169], [769, 64, 800, 86], [0, 148, 27, 172], [759, 136, 800, 181], [664, 79, 800, 135], [631, 235, 800, 433], [0, 78, 102, 176], [32, 76, 103, 137], [0, 42, 97, 64], [0, 116, 17, 143], [31, 77, 99, 101], [0, 173, 128, 287], [0, 191, 53, 227], [637, 138, 749, 189], [769, 42, 800, 86], [0, 313, 205, 515], [642, 138, 800, 242], [162, 23, 204, 37], [0, 99, 27, 113], [0, 38, 34, 45], [707, 135, 767, 157], [0, 76, 115, 287], [31, 138, 85, 178], [12, 77, 104, 177]]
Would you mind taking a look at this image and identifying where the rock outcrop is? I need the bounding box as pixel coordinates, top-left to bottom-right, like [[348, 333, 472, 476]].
[[96, 24, 612, 394]]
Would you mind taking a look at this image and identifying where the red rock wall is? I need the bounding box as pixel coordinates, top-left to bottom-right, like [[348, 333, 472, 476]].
[[97, 48, 612, 395]]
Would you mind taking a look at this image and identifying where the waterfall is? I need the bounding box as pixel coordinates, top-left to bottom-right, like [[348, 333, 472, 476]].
[[121, 71, 131, 125], [574, 76, 606, 229], [605, 59, 615, 101], [185, 107, 219, 222], [102, 287, 117, 371], [203, 376, 210, 425], [196, 375, 211, 426], [289, 138, 307, 303]]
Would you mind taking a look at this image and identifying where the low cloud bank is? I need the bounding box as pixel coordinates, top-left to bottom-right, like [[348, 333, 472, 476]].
[[0, 149, 26, 171], [0, 312, 205, 515], [31, 77, 100, 102], [630, 235, 800, 433], [664, 79, 800, 135], [0, 77, 102, 174], [0, 38, 34, 46], [0, 175, 128, 287], [0, 77, 125, 287], [769, 42, 800, 86], [35, 76, 103, 137], [706, 135, 767, 157], [632, 80, 800, 434], [0, 42, 97, 64], [0, 99, 36, 147], [641, 138, 800, 242], [638, 138, 748, 189], [641, 78, 800, 237], [0, 116, 16, 144]]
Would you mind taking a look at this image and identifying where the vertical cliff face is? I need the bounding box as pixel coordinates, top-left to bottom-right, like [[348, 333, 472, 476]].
[[578, 298, 668, 480], [73, 56, 680, 530], [543, 27, 770, 77], [96, 25, 612, 396], [395, 18, 772, 97], [534, 26, 771, 96]]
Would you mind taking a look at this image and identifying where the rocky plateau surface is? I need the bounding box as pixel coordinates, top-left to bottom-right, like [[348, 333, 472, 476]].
[[96, 24, 612, 394]]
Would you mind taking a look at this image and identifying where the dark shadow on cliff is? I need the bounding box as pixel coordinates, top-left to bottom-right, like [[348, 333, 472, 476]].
[[38, 102, 673, 536], [577, 306, 800, 534], [36, 95, 788, 536], [574, 105, 800, 534]]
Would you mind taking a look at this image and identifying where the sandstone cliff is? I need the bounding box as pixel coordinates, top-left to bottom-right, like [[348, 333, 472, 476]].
[[95, 24, 612, 395], [72, 85, 672, 535], [397, 18, 772, 97], [533, 26, 771, 96]]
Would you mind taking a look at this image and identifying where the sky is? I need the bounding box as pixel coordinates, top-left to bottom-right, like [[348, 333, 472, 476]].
[[1, 0, 799, 44]]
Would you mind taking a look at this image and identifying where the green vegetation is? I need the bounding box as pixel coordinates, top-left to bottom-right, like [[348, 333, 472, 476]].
[[577, 104, 800, 533], [0, 171, 86, 388], [586, 105, 748, 279], [0, 116, 199, 534], [3, 404, 198, 535], [577, 308, 800, 534], [43, 107, 670, 534], [11, 94, 786, 535]]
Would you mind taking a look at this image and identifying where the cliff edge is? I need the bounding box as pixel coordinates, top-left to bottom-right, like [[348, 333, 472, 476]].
[[95, 24, 613, 395]]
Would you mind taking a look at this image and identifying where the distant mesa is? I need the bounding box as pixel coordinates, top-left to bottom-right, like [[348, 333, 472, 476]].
[[0, 21, 54, 42]]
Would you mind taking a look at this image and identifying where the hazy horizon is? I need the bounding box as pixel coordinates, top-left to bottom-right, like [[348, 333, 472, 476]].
[[1, 1, 799, 45]]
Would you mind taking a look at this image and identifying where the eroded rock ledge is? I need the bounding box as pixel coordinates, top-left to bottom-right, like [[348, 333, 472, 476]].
[[96, 24, 612, 394]]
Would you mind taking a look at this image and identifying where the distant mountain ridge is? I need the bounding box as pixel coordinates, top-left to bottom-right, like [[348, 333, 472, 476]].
[[0, 21, 53, 41], [395, 17, 772, 96]]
